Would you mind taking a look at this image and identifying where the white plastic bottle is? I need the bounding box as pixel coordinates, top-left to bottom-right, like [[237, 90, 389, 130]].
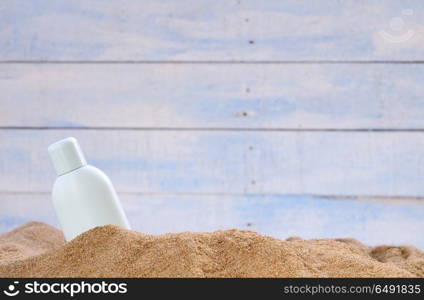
[[48, 137, 130, 241]]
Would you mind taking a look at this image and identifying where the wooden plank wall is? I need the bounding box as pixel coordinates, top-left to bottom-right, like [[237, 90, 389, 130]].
[[1, 0, 424, 247]]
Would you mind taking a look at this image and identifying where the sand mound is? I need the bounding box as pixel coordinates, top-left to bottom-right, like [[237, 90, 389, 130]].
[[0, 222, 64, 264], [369, 245, 424, 277], [0, 222, 423, 277]]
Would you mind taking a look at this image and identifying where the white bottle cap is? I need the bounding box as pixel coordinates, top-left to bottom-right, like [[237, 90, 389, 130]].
[[48, 137, 87, 176]]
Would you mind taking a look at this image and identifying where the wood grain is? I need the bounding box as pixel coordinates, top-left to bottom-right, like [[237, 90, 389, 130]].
[[2, 63, 424, 129], [1, 1, 424, 250], [1, 129, 424, 197], [1, 0, 423, 61], [2, 193, 424, 248]]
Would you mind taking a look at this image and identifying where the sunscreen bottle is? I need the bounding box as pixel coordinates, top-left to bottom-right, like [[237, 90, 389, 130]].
[[48, 137, 130, 240]]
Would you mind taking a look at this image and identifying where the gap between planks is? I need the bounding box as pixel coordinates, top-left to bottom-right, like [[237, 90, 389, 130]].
[[1, 191, 424, 203], [1, 60, 424, 65], [2, 126, 424, 132]]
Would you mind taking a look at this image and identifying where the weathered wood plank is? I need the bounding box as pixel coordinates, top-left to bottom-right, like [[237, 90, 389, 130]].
[[1, 129, 424, 197], [1, 0, 423, 61], [2, 64, 424, 129], [2, 193, 424, 248]]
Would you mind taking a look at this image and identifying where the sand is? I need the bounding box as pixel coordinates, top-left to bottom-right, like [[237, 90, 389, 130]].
[[1, 222, 424, 277], [0, 222, 64, 264]]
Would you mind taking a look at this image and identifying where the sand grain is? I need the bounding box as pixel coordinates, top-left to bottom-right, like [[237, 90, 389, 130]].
[[0, 222, 423, 277]]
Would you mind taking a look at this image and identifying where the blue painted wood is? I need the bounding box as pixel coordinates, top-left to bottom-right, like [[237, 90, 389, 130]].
[[0, 0, 423, 60], [1, 129, 424, 197], [1, 64, 424, 128], [1, 0, 424, 250], [1, 194, 424, 249]]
